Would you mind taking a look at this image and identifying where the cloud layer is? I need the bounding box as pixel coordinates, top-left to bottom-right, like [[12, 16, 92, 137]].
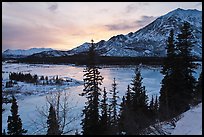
[[48, 2, 58, 12], [105, 15, 157, 31]]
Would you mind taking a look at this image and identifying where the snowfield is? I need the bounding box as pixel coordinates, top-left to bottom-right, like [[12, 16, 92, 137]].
[[2, 62, 202, 135], [146, 103, 202, 135], [171, 103, 202, 135]]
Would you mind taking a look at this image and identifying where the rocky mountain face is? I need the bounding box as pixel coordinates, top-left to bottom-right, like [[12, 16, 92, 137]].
[[66, 8, 201, 58]]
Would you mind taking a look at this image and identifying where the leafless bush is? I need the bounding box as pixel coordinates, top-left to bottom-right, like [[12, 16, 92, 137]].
[[30, 91, 79, 135]]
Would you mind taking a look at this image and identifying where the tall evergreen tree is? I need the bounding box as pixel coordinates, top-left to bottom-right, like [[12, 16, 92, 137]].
[[47, 104, 61, 135], [125, 85, 131, 107], [80, 40, 103, 135], [118, 96, 126, 134], [149, 95, 154, 112], [99, 87, 109, 134], [176, 22, 197, 111], [7, 96, 27, 135], [154, 95, 159, 114], [109, 78, 119, 128], [131, 68, 148, 112], [159, 29, 178, 120]]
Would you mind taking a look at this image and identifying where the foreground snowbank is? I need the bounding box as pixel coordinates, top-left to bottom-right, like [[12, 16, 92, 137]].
[[171, 103, 202, 135], [145, 103, 202, 135]]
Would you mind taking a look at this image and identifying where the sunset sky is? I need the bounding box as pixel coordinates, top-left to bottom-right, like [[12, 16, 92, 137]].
[[2, 2, 202, 52]]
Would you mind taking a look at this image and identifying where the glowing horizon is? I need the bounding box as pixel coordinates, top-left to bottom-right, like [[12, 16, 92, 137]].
[[2, 2, 202, 52]]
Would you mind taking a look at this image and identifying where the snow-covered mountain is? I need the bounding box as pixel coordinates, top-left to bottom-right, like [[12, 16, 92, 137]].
[[30, 50, 70, 57], [5, 8, 202, 59], [66, 8, 202, 58], [2, 48, 54, 58]]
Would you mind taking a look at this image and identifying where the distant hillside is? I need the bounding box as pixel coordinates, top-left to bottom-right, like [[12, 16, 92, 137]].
[[2, 48, 54, 58]]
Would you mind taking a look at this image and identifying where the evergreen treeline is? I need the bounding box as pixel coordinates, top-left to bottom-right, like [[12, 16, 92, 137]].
[[79, 40, 159, 135], [19, 55, 167, 65], [9, 72, 38, 84], [8, 72, 65, 85], [118, 68, 159, 134]]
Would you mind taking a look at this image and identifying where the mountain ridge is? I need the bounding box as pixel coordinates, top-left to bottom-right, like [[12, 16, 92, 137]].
[[65, 8, 202, 58], [3, 8, 202, 59], [2, 48, 54, 58]]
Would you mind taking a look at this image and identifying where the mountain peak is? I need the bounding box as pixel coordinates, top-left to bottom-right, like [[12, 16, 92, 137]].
[[173, 8, 201, 12], [165, 8, 201, 18]]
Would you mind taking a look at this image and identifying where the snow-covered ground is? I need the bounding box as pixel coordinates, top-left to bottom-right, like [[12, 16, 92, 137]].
[[171, 103, 202, 135], [146, 103, 202, 135], [2, 62, 202, 135]]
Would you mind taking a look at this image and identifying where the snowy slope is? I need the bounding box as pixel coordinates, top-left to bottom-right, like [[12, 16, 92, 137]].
[[171, 103, 202, 135], [67, 8, 202, 58], [30, 50, 70, 57], [147, 103, 202, 135], [2, 48, 54, 58]]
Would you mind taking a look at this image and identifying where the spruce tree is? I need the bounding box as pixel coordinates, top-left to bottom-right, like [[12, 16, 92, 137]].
[[125, 85, 131, 107], [33, 74, 38, 85], [45, 76, 49, 84], [176, 22, 197, 111], [118, 96, 126, 134], [7, 96, 27, 135], [154, 95, 158, 114], [40, 76, 44, 80], [119, 67, 150, 134], [131, 68, 148, 111], [99, 87, 109, 134], [159, 29, 178, 120], [80, 40, 103, 135], [149, 95, 154, 111], [47, 104, 61, 135], [109, 78, 119, 129], [139, 87, 149, 111]]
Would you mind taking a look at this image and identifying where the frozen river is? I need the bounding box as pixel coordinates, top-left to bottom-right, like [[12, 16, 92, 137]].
[[2, 62, 202, 135]]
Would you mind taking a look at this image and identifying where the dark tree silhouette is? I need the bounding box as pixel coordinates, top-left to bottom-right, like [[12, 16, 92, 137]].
[[175, 22, 197, 112], [47, 104, 61, 135], [99, 87, 109, 134], [109, 78, 119, 134], [159, 23, 198, 120], [119, 68, 150, 135], [80, 40, 103, 135], [7, 96, 27, 135], [125, 85, 131, 107], [159, 29, 176, 120]]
